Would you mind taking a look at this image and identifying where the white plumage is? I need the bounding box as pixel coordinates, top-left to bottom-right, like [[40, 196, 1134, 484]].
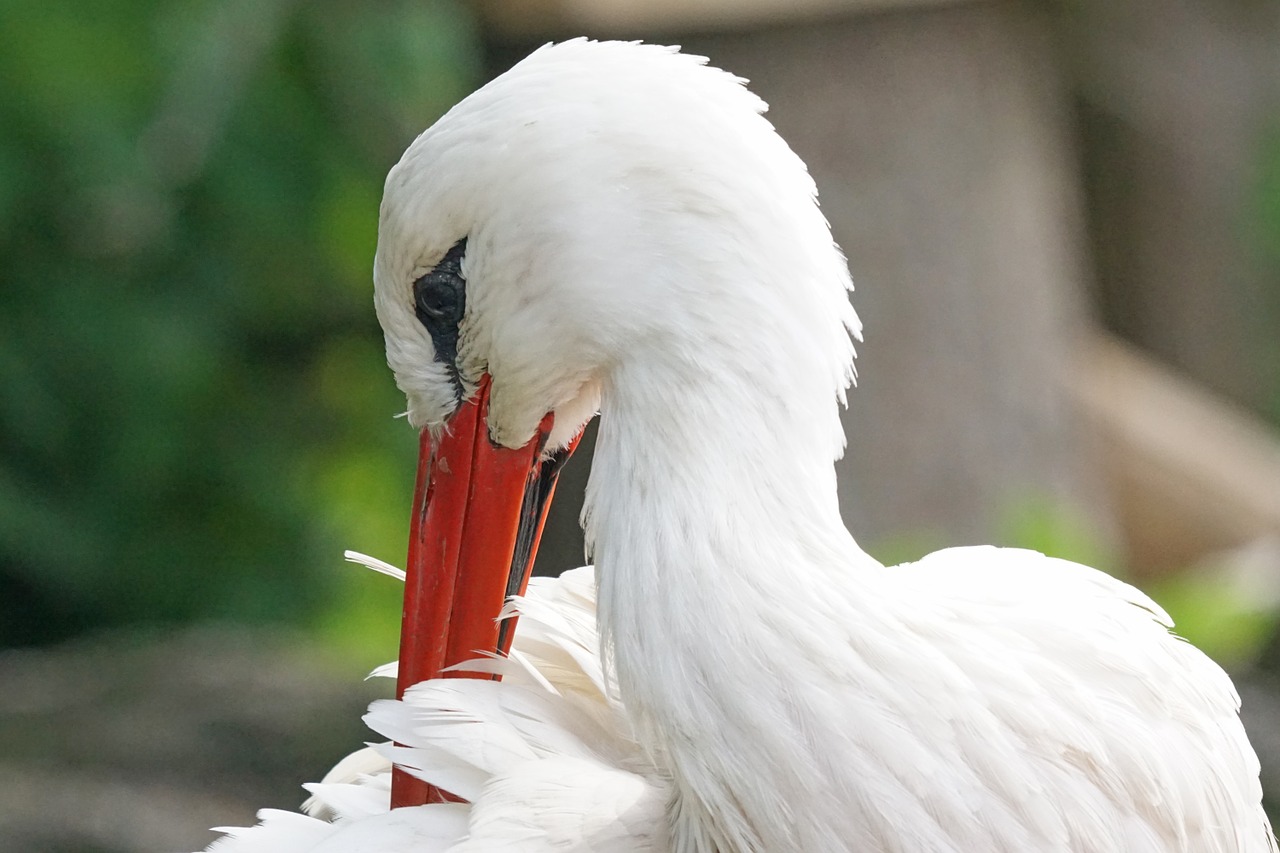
[[205, 39, 1275, 852]]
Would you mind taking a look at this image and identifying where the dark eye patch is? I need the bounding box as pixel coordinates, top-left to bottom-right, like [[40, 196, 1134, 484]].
[[412, 237, 468, 398]]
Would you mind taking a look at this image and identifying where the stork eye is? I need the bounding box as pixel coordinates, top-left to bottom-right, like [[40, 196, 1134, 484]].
[[413, 237, 467, 331], [412, 237, 468, 399]]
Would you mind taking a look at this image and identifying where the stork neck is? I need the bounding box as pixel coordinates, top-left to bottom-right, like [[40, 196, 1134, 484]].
[[586, 354, 872, 678], [584, 355, 875, 850]]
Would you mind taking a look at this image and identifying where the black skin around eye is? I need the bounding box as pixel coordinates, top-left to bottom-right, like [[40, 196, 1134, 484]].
[[412, 237, 468, 399]]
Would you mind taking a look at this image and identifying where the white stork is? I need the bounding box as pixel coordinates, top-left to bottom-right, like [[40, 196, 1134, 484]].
[[205, 39, 1276, 852]]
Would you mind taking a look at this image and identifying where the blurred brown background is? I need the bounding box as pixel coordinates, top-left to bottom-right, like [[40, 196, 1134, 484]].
[[1, 0, 1278, 849]]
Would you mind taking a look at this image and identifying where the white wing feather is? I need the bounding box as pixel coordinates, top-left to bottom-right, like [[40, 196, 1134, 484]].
[[203, 553, 1273, 852], [892, 546, 1274, 852], [202, 566, 669, 853]]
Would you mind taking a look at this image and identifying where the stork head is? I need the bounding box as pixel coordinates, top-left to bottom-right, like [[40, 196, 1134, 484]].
[[371, 39, 858, 807], [374, 39, 857, 452]]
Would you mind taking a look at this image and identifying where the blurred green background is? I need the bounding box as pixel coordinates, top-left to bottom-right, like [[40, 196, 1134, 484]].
[[0, 0, 482, 660]]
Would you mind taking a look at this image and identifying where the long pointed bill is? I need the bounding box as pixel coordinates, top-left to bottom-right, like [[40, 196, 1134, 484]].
[[391, 375, 579, 808]]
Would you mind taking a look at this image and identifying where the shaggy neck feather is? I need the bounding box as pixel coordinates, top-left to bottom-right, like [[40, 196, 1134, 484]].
[[584, 341, 875, 851]]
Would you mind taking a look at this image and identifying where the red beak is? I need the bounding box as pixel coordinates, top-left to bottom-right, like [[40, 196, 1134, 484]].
[[390, 375, 578, 808]]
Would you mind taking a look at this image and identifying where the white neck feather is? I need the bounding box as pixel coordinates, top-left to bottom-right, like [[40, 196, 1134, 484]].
[[584, 323, 877, 850]]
